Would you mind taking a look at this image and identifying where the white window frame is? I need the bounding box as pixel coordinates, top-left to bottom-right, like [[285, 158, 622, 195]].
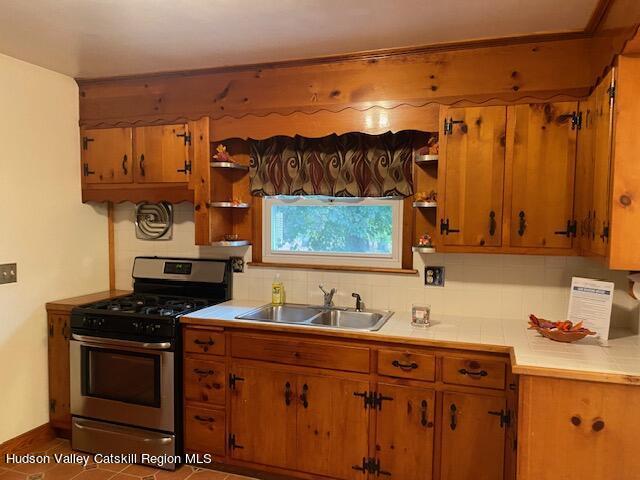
[[262, 196, 403, 268]]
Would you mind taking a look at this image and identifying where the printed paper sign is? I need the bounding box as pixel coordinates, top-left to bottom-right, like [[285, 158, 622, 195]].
[[567, 277, 614, 342]]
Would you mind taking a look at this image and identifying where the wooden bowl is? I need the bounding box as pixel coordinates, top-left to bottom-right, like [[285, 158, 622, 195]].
[[535, 328, 592, 343]]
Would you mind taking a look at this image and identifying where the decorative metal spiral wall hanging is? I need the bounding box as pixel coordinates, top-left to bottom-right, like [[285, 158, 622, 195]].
[[135, 202, 173, 240]]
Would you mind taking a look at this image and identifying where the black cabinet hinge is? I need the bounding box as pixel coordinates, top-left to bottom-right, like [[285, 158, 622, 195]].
[[440, 218, 460, 235], [352, 457, 390, 476], [443, 117, 465, 136], [176, 132, 191, 146], [82, 136, 94, 150], [488, 409, 511, 428], [177, 160, 192, 174], [49, 399, 56, 413], [228, 373, 245, 390], [571, 111, 583, 130], [554, 219, 578, 238], [608, 83, 616, 101], [82, 163, 95, 177], [228, 433, 244, 450], [353, 391, 393, 410]]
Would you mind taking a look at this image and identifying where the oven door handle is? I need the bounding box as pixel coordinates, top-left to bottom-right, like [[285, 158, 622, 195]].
[[71, 334, 172, 350]]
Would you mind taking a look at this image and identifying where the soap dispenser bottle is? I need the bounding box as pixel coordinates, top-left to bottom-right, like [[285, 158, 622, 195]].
[[272, 274, 285, 305]]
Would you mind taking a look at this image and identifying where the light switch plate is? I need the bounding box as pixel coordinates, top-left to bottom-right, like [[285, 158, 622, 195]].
[[425, 266, 444, 287], [0, 263, 17, 284]]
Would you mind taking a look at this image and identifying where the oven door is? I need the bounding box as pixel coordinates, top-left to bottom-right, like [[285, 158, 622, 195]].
[[70, 334, 174, 432]]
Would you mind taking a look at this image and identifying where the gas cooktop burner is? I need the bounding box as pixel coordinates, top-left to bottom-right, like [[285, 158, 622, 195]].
[[89, 294, 211, 317]]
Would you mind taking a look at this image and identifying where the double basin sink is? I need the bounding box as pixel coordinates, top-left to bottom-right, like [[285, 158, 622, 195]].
[[235, 303, 393, 331]]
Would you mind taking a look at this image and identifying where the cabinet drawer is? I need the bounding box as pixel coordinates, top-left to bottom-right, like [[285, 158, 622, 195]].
[[184, 406, 225, 456], [184, 358, 226, 406], [442, 356, 506, 390], [377, 349, 435, 382], [231, 333, 370, 373], [184, 328, 225, 356]]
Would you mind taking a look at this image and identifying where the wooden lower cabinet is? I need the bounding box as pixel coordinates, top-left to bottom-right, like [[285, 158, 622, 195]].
[[375, 383, 436, 479], [184, 327, 514, 480], [47, 312, 71, 432], [440, 392, 506, 480], [228, 362, 298, 468], [518, 376, 640, 480]]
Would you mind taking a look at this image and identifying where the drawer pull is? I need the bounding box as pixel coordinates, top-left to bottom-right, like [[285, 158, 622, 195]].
[[571, 416, 581, 426], [194, 415, 215, 423], [193, 368, 214, 376], [392, 360, 419, 371], [592, 419, 605, 432], [194, 338, 215, 346], [284, 381, 292, 406], [300, 383, 309, 408], [459, 368, 488, 378]]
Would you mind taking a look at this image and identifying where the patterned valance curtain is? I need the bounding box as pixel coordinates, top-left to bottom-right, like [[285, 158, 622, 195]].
[[249, 131, 417, 198]]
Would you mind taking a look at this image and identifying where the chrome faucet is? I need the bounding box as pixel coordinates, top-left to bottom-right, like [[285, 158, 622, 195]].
[[352, 292, 363, 312], [319, 284, 337, 307]]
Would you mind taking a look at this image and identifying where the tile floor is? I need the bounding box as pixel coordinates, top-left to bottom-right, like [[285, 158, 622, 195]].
[[0, 439, 256, 480]]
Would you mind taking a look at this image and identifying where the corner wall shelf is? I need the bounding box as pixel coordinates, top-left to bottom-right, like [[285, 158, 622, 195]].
[[211, 240, 252, 247], [413, 201, 438, 208], [207, 201, 251, 209], [412, 246, 437, 253], [415, 154, 439, 164], [210, 161, 249, 171]]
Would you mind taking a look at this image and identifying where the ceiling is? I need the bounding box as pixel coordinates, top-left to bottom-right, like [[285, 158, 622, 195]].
[[0, 0, 601, 79]]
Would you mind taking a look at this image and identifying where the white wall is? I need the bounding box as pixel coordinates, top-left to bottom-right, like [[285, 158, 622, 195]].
[[0, 54, 109, 442], [114, 203, 638, 329]]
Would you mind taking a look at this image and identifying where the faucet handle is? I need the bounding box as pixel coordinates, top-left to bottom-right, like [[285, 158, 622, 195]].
[[352, 292, 363, 311]]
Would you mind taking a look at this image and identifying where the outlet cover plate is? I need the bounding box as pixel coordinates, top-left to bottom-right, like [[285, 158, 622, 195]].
[[425, 266, 444, 287], [0, 263, 17, 284]]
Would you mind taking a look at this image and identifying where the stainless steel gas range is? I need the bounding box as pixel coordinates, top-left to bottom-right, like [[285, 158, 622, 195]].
[[69, 257, 231, 470]]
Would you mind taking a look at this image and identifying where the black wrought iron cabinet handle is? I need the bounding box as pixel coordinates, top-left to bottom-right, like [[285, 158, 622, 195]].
[[421, 400, 429, 427], [518, 211, 526, 236], [450, 403, 457, 430], [392, 360, 418, 371], [284, 381, 292, 406], [300, 384, 309, 408], [139, 154, 145, 176], [122, 154, 128, 175], [459, 368, 488, 378], [489, 210, 496, 236]]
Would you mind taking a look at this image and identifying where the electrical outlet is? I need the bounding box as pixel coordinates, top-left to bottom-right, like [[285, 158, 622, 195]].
[[425, 266, 444, 287], [0, 263, 17, 285]]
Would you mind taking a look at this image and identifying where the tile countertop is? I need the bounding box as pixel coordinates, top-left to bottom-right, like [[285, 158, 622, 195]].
[[182, 300, 640, 386]]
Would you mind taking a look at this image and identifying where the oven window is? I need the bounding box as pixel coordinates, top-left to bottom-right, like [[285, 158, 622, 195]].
[[81, 347, 161, 407]]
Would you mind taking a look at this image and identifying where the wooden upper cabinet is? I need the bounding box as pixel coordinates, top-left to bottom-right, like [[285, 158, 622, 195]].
[[295, 373, 370, 479], [518, 376, 640, 480], [441, 391, 506, 480], [81, 128, 133, 184], [375, 383, 435, 480], [508, 102, 579, 249], [439, 106, 506, 247], [133, 124, 191, 183]]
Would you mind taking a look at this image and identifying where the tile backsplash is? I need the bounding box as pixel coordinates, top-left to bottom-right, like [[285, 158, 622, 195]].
[[114, 203, 639, 328]]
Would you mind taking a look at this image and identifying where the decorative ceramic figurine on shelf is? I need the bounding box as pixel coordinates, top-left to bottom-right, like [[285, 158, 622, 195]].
[[427, 136, 439, 155], [418, 234, 434, 247], [416, 190, 437, 202], [213, 144, 233, 162]]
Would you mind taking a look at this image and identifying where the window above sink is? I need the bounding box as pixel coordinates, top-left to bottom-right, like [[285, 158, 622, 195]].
[[263, 196, 403, 269]]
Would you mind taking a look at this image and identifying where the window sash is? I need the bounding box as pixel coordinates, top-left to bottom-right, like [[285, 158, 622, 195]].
[[262, 196, 402, 268]]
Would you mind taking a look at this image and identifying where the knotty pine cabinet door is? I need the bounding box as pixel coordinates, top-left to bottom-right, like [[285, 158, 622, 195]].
[[375, 383, 436, 480], [133, 124, 191, 183], [228, 362, 297, 469], [518, 376, 640, 480], [508, 102, 578, 249], [81, 128, 133, 184], [48, 313, 71, 431], [589, 70, 615, 257], [439, 106, 506, 247], [295, 373, 370, 479], [440, 392, 506, 480]]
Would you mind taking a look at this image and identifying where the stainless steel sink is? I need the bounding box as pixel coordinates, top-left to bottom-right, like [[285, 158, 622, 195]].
[[309, 309, 388, 330], [235, 304, 324, 323], [235, 303, 393, 331]]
